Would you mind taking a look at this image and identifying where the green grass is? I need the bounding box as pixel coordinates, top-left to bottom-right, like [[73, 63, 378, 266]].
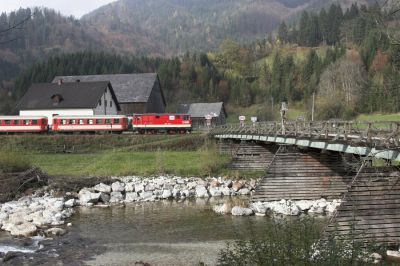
[[356, 113, 400, 122], [30, 150, 228, 177]]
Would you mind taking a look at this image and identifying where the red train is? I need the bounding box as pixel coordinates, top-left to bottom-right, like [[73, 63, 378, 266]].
[[52, 115, 129, 133], [132, 114, 191, 134], [0, 116, 48, 133], [0, 114, 191, 134]]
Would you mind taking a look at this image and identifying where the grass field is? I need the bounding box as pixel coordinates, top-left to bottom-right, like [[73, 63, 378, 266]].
[[0, 134, 263, 178], [356, 113, 400, 122]]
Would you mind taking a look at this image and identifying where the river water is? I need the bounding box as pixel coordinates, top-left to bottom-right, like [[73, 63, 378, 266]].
[[0, 197, 322, 266]]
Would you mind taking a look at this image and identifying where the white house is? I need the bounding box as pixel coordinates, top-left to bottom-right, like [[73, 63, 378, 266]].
[[17, 80, 120, 125]]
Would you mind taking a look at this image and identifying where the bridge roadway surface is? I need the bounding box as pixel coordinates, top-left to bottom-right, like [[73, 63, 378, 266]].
[[210, 121, 400, 161]]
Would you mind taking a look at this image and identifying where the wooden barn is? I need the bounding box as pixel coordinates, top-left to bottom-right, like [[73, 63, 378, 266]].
[[17, 81, 120, 125], [179, 102, 227, 129], [52, 73, 166, 114]]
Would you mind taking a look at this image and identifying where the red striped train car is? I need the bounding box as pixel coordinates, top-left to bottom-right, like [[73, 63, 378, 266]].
[[132, 114, 191, 134], [52, 115, 129, 133], [0, 116, 48, 133]]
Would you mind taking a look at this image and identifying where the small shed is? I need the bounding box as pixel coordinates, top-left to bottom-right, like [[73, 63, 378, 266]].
[[17, 81, 119, 125], [52, 73, 166, 114], [179, 102, 227, 129]]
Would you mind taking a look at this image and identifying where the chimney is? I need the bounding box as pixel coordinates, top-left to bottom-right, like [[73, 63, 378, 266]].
[[57, 79, 63, 85]]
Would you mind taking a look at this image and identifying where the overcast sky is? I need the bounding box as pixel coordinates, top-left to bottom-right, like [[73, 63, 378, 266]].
[[1, 0, 117, 18]]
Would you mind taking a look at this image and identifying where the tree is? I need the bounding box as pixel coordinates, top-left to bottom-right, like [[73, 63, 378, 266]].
[[278, 21, 289, 43]]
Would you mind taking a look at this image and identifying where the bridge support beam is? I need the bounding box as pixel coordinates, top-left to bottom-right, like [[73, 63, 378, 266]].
[[219, 140, 278, 171], [252, 146, 353, 202], [324, 166, 400, 248]]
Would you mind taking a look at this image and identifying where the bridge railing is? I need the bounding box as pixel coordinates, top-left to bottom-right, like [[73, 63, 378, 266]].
[[210, 121, 400, 149]]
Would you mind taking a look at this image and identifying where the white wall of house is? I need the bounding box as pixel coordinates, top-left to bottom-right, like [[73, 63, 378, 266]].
[[20, 109, 94, 125], [94, 88, 118, 115]]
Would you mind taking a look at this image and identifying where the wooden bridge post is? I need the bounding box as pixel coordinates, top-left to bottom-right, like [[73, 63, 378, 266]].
[[395, 123, 400, 147], [308, 122, 312, 138], [344, 122, 348, 141], [325, 122, 329, 139], [367, 123, 372, 144]]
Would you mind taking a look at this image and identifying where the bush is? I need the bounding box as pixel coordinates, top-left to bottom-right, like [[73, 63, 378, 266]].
[[0, 150, 31, 173], [217, 217, 384, 266]]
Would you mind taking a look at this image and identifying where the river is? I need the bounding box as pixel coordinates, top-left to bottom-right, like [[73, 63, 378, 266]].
[[0, 196, 290, 265]]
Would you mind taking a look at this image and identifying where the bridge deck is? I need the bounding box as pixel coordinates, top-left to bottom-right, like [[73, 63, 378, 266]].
[[211, 121, 400, 161]]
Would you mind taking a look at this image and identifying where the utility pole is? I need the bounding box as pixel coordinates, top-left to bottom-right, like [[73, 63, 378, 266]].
[[311, 91, 315, 122]]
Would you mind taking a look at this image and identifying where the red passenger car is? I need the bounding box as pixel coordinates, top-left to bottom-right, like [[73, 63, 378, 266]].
[[132, 114, 191, 134], [0, 116, 48, 133], [52, 115, 129, 133]]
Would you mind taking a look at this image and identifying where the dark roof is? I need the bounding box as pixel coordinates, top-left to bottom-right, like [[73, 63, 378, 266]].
[[17, 82, 120, 111], [178, 102, 227, 118], [52, 73, 165, 104]]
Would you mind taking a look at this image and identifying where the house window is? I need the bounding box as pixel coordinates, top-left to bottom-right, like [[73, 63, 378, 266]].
[[110, 101, 112, 107], [98, 99, 102, 106], [88, 119, 94, 125], [96, 119, 102, 124], [32, 120, 38, 125]]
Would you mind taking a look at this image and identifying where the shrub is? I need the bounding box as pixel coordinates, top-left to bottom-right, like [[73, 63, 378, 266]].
[[0, 150, 31, 173]]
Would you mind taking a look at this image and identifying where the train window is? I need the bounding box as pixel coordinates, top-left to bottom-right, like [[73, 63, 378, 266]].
[[169, 115, 175, 120], [88, 119, 94, 125], [62, 120, 67, 125], [136, 116, 141, 120], [105, 119, 111, 124], [79, 119, 84, 125], [113, 119, 119, 124], [69, 119, 76, 125], [24, 120, 29, 125], [183, 115, 189, 120], [176, 115, 181, 119], [156, 116, 160, 119], [104, 100, 107, 107], [13, 120, 19, 125], [96, 119, 102, 124], [32, 120, 38, 125], [5, 120, 10, 125]]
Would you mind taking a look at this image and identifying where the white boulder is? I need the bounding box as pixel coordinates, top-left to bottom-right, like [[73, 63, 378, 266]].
[[93, 183, 112, 193], [195, 186, 209, 198], [231, 206, 254, 216], [111, 182, 125, 192]]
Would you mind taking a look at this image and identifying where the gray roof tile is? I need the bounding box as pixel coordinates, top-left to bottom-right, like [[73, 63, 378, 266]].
[[17, 82, 120, 110], [179, 102, 226, 118], [52, 73, 158, 103]]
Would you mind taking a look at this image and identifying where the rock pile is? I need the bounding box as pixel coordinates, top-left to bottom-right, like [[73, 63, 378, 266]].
[[213, 198, 342, 216], [77, 176, 257, 206], [0, 195, 74, 237]]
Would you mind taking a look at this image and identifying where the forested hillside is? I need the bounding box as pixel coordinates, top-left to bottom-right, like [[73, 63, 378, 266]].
[[1, 1, 399, 121]]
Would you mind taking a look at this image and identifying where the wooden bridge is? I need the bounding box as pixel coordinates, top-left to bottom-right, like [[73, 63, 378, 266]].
[[211, 121, 400, 160], [211, 121, 400, 248]]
